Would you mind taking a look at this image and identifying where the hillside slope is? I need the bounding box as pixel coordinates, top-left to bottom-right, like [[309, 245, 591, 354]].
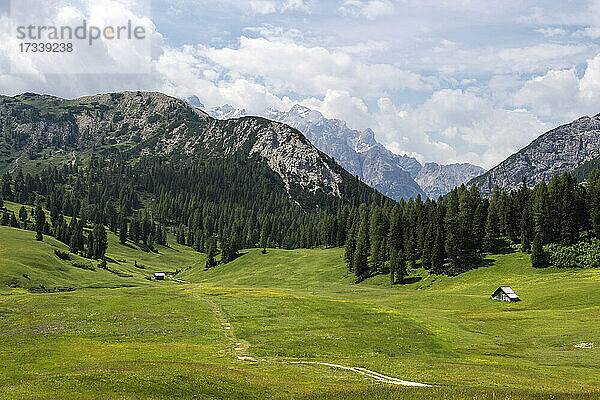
[[470, 114, 600, 192], [0, 92, 379, 208], [208, 103, 485, 200]]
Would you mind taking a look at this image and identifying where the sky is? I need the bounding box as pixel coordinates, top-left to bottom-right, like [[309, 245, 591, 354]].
[[1, 0, 600, 168]]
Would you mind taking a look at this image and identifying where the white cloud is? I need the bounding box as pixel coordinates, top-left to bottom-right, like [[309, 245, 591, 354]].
[[248, 1, 278, 15], [198, 36, 427, 97], [230, 0, 311, 15], [338, 0, 394, 20], [513, 54, 600, 121], [573, 27, 600, 39], [536, 27, 567, 37], [2, 0, 600, 171], [421, 43, 594, 76]]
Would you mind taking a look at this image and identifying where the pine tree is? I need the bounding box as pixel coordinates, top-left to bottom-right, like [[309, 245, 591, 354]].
[[92, 224, 108, 259], [531, 233, 547, 268], [353, 210, 369, 282], [34, 206, 45, 241], [19, 206, 27, 221], [119, 216, 128, 244], [520, 206, 532, 253], [590, 170, 600, 237], [432, 227, 445, 274], [206, 237, 217, 269]]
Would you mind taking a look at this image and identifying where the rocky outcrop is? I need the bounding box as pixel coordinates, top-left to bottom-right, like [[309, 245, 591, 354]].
[[195, 101, 486, 200], [469, 115, 600, 193], [0, 92, 348, 206], [416, 163, 486, 199]]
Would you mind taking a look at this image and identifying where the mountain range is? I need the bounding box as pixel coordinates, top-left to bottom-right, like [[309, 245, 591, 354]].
[[469, 114, 600, 193], [203, 101, 485, 200], [0, 92, 381, 209]]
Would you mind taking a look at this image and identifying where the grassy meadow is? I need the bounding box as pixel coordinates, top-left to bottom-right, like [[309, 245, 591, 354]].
[[0, 208, 599, 399]]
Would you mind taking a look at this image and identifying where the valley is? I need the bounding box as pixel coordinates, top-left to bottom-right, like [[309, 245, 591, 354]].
[[0, 219, 599, 399]]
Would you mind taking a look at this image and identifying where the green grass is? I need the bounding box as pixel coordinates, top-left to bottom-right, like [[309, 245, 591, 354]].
[[0, 218, 599, 399]]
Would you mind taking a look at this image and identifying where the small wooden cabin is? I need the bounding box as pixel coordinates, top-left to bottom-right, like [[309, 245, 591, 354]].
[[154, 273, 166, 281], [492, 286, 520, 302]]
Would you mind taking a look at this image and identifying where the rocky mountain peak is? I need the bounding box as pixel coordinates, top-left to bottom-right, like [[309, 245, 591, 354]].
[[469, 114, 600, 194], [184, 96, 485, 200]]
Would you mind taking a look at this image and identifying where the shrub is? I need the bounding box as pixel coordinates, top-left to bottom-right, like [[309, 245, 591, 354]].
[[72, 262, 95, 271], [545, 238, 600, 268], [54, 250, 72, 261]]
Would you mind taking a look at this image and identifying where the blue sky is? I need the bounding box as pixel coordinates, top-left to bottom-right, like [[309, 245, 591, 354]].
[[2, 0, 600, 168]]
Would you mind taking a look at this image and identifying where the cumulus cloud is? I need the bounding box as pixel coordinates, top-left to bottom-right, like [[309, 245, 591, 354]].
[[1, 0, 599, 170], [198, 36, 427, 97], [513, 54, 600, 121], [420, 43, 594, 76]]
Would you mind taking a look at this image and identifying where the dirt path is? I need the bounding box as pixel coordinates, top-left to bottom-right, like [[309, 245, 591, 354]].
[[289, 361, 431, 387], [194, 285, 432, 388]]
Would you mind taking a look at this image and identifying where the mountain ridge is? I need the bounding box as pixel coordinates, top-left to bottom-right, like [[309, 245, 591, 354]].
[[469, 114, 600, 192], [0, 91, 381, 209], [208, 102, 485, 200]]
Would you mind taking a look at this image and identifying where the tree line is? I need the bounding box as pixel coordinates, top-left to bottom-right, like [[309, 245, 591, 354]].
[[1, 152, 598, 279], [344, 171, 600, 282]]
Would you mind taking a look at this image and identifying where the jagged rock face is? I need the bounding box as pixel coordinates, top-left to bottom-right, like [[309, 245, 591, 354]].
[[469, 115, 600, 194], [184, 95, 205, 109], [211, 104, 248, 120], [249, 121, 342, 198], [0, 92, 345, 205], [416, 163, 486, 199], [263, 105, 426, 201], [204, 101, 486, 200]]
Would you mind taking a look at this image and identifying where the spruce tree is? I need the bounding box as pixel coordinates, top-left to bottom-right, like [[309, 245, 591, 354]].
[[206, 237, 217, 268], [398, 249, 407, 283], [531, 233, 547, 268], [533, 181, 551, 244], [34, 206, 45, 241], [520, 206, 532, 253], [119, 216, 128, 244], [92, 224, 108, 259], [19, 206, 27, 221], [353, 211, 370, 282], [589, 170, 600, 237], [344, 221, 357, 272], [444, 190, 460, 270], [86, 230, 95, 259], [432, 227, 445, 274], [389, 248, 397, 285]]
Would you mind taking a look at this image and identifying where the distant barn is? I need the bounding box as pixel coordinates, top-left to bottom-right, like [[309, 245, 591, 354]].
[[154, 273, 166, 281], [492, 286, 520, 302]]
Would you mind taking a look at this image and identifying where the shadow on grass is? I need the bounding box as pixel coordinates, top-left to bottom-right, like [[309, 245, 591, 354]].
[[396, 276, 422, 285]]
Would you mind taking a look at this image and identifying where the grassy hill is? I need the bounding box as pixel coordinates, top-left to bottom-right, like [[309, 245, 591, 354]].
[[0, 219, 599, 399]]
